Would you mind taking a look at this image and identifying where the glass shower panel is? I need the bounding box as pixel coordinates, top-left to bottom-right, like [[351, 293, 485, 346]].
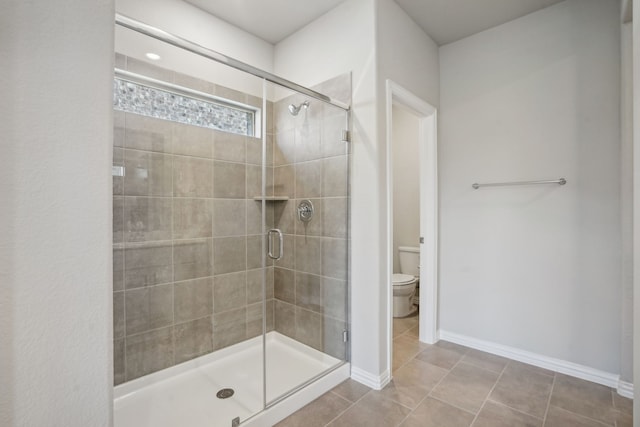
[[265, 82, 350, 405], [112, 23, 268, 426]]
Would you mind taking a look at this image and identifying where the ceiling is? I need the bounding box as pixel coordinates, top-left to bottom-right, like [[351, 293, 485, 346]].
[[184, 0, 566, 46], [395, 0, 566, 45], [184, 0, 347, 44]]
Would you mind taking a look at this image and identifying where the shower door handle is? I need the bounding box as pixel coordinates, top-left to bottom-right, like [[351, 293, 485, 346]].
[[267, 229, 283, 261]]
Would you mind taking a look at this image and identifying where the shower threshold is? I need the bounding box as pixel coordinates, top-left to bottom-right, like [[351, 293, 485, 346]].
[[114, 332, 348, 427]]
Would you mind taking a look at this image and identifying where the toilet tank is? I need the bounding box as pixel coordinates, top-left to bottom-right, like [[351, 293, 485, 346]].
[[398, 246, 420, 276]]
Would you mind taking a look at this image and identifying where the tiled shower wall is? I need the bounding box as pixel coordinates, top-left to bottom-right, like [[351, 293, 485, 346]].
[[270, 75, 351, 360], [112, 55, 276, 385]]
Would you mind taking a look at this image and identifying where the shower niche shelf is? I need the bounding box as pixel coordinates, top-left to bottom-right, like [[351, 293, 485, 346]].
[[252, 196, 290, 202]]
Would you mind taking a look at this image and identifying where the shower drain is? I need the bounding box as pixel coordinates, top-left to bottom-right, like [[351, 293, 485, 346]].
[[216, 388, 235, 399]]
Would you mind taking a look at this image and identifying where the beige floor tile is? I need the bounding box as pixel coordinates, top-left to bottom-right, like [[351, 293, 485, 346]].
[[415, 344, 465, 370], [544, 405, 613, 427], [549, 374, 616, 425], [405, 325, 419, 338], [473, 401, 542, 427], [615, 411, 633, 427], [489, 361, 554, 418], [462, 348, 509, 373], [328, 392, 412, 427], [430, 362, 500, 414], [378, 359, 449, 408], [400, 397, 474, 427], [330, 378, 371, 403], [393, 314, 419, 338], [612, 392, 633, 415], [275, 391, 351, 427], [393, 335, 427, 371], [435, 340, 470, 354], [507, 360, 555, 378]]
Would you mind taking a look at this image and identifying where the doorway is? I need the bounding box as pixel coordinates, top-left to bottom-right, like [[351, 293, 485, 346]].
[[385, 80, 438, 375]]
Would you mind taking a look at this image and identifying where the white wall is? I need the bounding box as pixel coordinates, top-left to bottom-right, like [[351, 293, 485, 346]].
[[115, 0, 274, 97], [439, 0, 622, 374], [275, 0, 383, 380], [392, 106, 420, 272], [376, 0, 440, 375], [276, 0, 439, 383], [620, 20, 633, 384], [0, 0, 114, 425], [632, 0, 640, 416]]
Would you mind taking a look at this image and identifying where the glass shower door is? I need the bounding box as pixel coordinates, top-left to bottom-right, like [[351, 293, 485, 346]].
[[264, 81, 350, 405], [112, 22, 269, 426]]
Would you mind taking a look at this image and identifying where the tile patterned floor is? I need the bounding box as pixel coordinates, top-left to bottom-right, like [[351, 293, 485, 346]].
[[276, 313, 633, 427]]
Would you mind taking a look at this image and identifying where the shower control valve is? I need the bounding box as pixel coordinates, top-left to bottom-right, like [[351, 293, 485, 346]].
[[297, 200, 314, 222]]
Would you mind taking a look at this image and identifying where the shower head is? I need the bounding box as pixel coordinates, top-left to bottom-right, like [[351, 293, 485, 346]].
[[288, 101, 309, 116]]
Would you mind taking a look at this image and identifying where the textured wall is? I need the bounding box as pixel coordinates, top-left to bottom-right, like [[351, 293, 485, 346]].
[[0, 0, 114, 425], [439, 0, 622, 373]]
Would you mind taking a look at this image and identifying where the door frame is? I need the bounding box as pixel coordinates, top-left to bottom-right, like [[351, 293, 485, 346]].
[[385, 80, 438, 375]]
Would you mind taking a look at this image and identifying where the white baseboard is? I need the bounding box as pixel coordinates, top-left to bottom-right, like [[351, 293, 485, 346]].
[[351, 366, 391, 390], [617, 380, 634, 399], [439, 330, 633, 399]]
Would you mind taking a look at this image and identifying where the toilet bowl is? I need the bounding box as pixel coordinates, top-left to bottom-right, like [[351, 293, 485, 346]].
[[392, 273, 417, 317]]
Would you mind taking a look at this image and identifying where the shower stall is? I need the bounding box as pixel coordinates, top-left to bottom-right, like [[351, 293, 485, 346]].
[[112, 15, 351, 426]]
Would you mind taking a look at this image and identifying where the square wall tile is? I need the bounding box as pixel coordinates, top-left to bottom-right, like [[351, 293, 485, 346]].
[[274, 234, 295, 270], [174, 317, 213, 364], [174, 278, 213, 323], [274, 267, 295, 304], [124, 242, 173, 289], [113, 291, 125, 340], [296, 272, 322, 313], [125, 327, 174, 381], [322, 156, 348, 197], [247, 267, 274, 304], [213, 307, 246, 350], [213, 130, 246, 162], [113, 247, 125, 292], [322, 238, 348, 280], [213, 236, 246, 275], [173, 156, 213, 198], [295, 307, 322, 351], [113, 197, 124, 244], [173, 122, 213, 158], [173, 198, 212, 239], [124, 197, 172, 242], [274, 300, 296, 339], [213, 271, 247, 313], [173, 239, 213, 281], [213, 161, 246, 198], [295, 160, 322, 198], [124, 149, 173, 197], [212, 199, 246, 237], [125, 284, 174, 336], [114, 338, 125, 385], [295, 236, 321, 275], [323, 277, 347, 321], [273, 165, 294, 197], [295, 126, 322, 162], [322, 197, 348, 238], [124, 113, 172, 153]]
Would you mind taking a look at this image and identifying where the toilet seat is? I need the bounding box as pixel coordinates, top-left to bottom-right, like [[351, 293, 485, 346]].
[[392, 273, 415, 286]]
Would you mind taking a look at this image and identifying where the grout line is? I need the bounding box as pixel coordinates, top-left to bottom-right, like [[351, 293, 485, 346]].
[[323, 388, 372, 426], [468, 358, 508, 426], [541, 373, 557, 425]]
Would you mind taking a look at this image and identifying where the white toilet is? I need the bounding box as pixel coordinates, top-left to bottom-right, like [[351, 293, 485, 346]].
[[392, 246, 420, 318]]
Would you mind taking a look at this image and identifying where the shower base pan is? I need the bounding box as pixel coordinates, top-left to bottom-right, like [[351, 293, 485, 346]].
[[114, 331, 349, 427]]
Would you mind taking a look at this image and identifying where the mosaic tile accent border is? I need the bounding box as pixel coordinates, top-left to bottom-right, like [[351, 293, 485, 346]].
[[113, 78, 254, 136]]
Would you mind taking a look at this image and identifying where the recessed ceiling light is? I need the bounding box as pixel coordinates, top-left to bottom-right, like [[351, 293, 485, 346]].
[[145, 52, 161, 61]]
